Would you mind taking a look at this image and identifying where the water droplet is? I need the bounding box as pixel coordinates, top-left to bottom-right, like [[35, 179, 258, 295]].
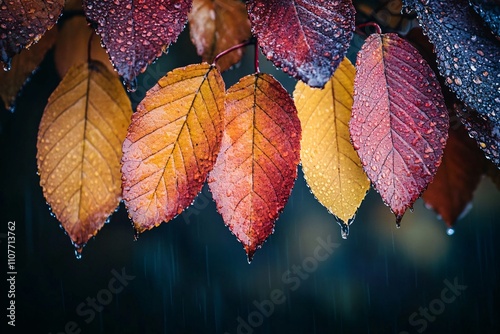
[[3, 58, 11, 71], [446, 228, 455, 236], [125, 77, 138, 92], [74, 247, 83, 260], [133, 228, 140, 241]]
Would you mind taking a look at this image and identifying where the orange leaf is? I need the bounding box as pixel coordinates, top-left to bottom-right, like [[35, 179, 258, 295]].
[[0, 27, 57, 111], [188, 0, 251, 72], [208, 73, 301, 262], [422, 124, 485, 228], [54, 16, 114, 78], [122, 63, 225, 233], [37, 61, 132, 255]]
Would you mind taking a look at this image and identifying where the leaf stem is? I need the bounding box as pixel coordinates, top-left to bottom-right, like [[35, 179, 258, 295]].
[[212, 38, 256, 67], [356, 22, 382, 35], [254, 40, 260, 73], [87, 31, 94, 63]]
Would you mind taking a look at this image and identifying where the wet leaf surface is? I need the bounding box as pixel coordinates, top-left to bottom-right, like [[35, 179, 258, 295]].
[[423, 122, 485, 227], [403, 0, 500, 125], [247, 0, 355, 88], [470, 0, 500, 37], [209, 73, 301, 262], [0, 0, 64, 68], [122, 63, 225, 233], [294, 57, 369, 238], [84, 0, 192, 89], [37, 61, 132, 253], [188, 0, 251, 72], [350, 33, 449, 224], [0, 26, 57, 111], [456, 103, 500, 168]]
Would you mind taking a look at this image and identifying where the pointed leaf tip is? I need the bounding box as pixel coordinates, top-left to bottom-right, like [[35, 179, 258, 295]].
[[247, 0, 355, 87]]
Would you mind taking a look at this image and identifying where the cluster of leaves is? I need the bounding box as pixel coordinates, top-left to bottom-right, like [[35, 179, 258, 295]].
[[1, 0, 499, 261]]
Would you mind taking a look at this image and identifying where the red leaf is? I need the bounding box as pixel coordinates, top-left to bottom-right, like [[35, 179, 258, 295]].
[[247, 0, 355, 88], [208, 73, 301, 262], [0, 0, 64, 68], [350, 33, 449, 224], [422, 122, 485, 228], [84, 0, 192, 89]]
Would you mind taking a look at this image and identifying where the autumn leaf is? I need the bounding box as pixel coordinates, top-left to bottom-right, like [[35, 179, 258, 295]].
[[0, 27, 57, 111], [247, 0, 355, 88], [350, 33, 449, 225], [294, 57, 369, 239], [456, 103, 500, 168], [122, 63, 225, 233], [188, 0, 251, 72], [0, 0, 63, 68], [403, 0, 500, 125], [470, 0, 500, 37], [37, 61, 132, 254], [54, 16, 114, 78], [208, 73, 301, 262], [422, 122, 485, 228], [84, 0, 192, 90]]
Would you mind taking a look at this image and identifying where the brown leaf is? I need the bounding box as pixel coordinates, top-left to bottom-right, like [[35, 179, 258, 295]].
[[188, 0, 251, 72], [0, 0, 64, 67], [54, 16, 114, 78], [0, 27, 57, 111], [422, 124, 485, 228], [37, 61, 132, 255]]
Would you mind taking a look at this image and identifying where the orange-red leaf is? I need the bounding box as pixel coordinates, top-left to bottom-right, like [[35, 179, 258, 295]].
[[122, 63, 225, 233], [350, 33, 449, 225], [188, 0, 251, 72], [208, 73, 301, 262], [0, 0, 63, 67], [422, 124, 485, 228], [37, 61, 132, 254], [0, 26, 57, 111]]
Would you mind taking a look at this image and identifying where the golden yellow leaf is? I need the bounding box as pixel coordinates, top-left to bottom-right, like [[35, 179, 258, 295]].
[[54, 16, 114, 78], [0, 27, 57, 111], [188, 0, 251, 72], [294, 57, 369, 237], [37, 61, 132, 254], [122, 63, 225, 233]]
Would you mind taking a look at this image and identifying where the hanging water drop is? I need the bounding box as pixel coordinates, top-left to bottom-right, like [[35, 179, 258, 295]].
[[125, 77, 138, 92], [3, 58, 12, 71], [446, 228, 455, 236], [74, 247, 83, 260]]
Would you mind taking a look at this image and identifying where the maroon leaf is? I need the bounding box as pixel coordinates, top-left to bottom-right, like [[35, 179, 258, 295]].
[[422, 122, 485, 228], [0, 0, 64, 69], [403, 0, 500, 125], [247, 0, 355, 88], [350, 33, 449, 225], [83, 0, 192, 90], [456, 103, 500, 168]]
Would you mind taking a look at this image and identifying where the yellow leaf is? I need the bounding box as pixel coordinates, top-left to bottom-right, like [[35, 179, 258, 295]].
[[294, 57, 369, 236], [37, 61, 132, 254], [121, 63, 225, 233]]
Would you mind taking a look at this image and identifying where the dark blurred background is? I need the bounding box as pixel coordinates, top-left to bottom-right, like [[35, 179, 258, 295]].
[[1, 1, 499, 333]]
